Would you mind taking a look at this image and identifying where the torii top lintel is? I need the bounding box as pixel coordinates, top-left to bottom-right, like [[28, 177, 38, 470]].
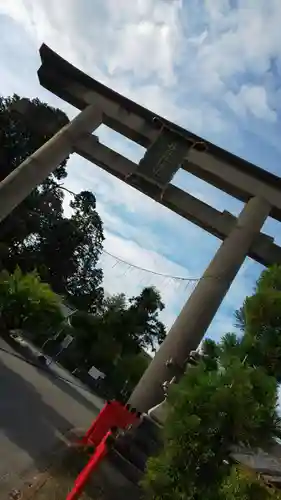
[[38, 43, 281, 224]]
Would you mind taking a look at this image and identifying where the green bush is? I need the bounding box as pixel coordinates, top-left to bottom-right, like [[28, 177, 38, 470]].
[[0, 267, 63, 338], [144, 266, 281, 500], [143, 358, 279, 500]]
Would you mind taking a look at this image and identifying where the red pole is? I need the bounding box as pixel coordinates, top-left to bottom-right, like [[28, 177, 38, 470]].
[[81, 401, 112, 445], [66, 431, 115, 500]]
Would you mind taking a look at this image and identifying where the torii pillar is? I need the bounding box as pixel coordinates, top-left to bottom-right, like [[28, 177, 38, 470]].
[[129, 195, 271, 413]]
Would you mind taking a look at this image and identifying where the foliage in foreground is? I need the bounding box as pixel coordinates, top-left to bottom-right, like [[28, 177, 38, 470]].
[[144, 358, 279, 500], [144, 266, 281, 500], [0, 267, 63, 337]]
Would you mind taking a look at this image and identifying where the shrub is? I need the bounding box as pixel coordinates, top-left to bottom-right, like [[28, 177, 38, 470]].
[[0, 267, 63, 338]]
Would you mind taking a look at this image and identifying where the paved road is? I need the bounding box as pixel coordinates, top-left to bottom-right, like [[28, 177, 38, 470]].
[[0, 338, 104, 495]]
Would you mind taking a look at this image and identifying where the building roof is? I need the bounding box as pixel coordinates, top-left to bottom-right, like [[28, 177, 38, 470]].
[[232, 445, 281, 489]]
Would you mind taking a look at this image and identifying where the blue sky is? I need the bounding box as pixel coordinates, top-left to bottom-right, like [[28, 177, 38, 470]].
[[1, 0, 281, 342]]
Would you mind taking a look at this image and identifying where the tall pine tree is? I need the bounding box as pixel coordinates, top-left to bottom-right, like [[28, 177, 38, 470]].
[[144, 266, 281, 500]]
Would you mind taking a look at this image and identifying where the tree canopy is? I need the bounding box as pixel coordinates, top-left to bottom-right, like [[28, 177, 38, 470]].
[[0, 94, 104, 312], [144, 265, 281, 500], [58, 288, 165, 397]]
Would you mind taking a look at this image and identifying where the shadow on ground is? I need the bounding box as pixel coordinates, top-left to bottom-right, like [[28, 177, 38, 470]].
[[29, 447, 105, 500], [38, 363, 103, 415], [0, 357, 72, 494], [0, 337, 103, 414]]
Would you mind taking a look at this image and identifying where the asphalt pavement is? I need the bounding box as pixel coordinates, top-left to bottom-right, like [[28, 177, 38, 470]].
[[0, 337, 104, 495]]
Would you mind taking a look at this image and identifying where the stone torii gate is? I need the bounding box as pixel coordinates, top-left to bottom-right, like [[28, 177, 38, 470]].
[[1, 43, 281, 413]]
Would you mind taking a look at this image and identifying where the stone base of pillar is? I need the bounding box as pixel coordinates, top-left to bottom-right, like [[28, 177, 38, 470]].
[[108, 415, 162, 487]]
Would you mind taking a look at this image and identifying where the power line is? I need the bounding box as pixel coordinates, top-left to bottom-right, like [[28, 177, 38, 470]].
[[13, 182, 213, 283], [56, 183, 205, 282], [28, 201, 198, 281], [101, 250, 199, 282]]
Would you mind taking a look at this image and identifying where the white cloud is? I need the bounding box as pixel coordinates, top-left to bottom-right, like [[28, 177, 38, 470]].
[[1, 0, 279, 133], [105, 0, 183, 81], [194, 0, 281, 83], [226, 85, 277, 122], [106, 20, 177, 85]]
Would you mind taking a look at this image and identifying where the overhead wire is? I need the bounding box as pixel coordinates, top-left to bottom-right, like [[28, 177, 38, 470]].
[[53, 182, 218, 283], [4, 181, 220, 285]]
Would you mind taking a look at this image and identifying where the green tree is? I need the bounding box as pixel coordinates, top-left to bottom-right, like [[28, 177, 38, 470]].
[[0, 94, 68, 183], [238, 266, 281, 383], [58, 303, 124, 374], [66, 191, 104, 312], [0, 267, 63, 338], [144, 357, 279, 500], [234, 263, 281, 332], [35, 191, 104, 311], [96, 293, 136, 359], [108, 351, 150, 400], [71, 287, 166, 367], [144, 266, 281, 500], [234, 305, 246, 331], [126, 287, 166, 352], [96, 287, 166, 359], [101, 293, 127, 314], [0, 95, 104, 309], [57, 288, 166, 393], [0, 94, 68, 271]]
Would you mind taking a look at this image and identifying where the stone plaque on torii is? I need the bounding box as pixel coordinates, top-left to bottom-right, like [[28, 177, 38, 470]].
[[0, 43, 281, 413]]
